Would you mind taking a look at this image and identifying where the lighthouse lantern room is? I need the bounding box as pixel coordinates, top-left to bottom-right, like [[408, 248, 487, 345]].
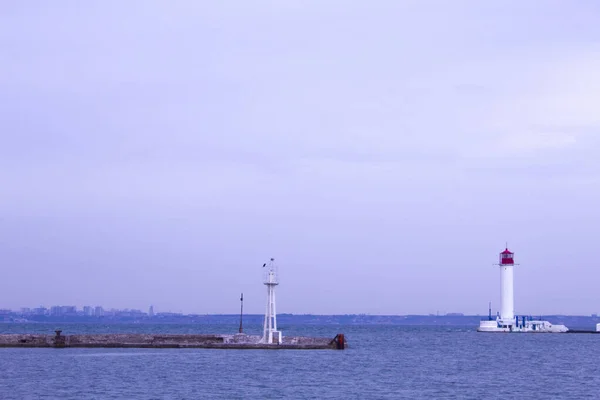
[[500, 248, 514, 265]]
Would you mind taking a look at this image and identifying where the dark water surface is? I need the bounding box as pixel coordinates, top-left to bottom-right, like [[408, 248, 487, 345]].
[[1, 324, 599, 399]]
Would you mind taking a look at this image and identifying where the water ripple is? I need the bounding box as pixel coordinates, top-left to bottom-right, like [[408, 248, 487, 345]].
[[1, 324, 599, 399]]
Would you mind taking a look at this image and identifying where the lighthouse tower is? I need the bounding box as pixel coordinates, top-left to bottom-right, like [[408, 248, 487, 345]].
[[498, 247, 516, 327], [478, 246, 569, 333], [260, 258, 282, 344]]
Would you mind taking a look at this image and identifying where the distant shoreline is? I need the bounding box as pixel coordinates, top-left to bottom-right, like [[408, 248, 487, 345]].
[[2, 314, 599, 328]]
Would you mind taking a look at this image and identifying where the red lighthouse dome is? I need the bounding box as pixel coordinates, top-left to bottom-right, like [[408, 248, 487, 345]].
[[499, 248, 514, 265]]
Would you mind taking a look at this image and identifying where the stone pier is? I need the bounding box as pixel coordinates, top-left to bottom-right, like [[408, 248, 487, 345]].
[[0, 332, 346, 350]]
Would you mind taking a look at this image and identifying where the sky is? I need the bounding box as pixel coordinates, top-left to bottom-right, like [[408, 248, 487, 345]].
[[1, 1, 600, 315]]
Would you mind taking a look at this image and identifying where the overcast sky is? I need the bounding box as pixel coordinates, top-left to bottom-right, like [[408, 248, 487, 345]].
[[1, 1, 599, 315]]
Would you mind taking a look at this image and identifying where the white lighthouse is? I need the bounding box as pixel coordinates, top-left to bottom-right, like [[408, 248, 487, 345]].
[[498, 248, 515, 327], [478, 246, 569, 333], [260, 258, 282, 344]]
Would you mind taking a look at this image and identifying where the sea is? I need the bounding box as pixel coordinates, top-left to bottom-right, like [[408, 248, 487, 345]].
[[1, 323, 599, 399]]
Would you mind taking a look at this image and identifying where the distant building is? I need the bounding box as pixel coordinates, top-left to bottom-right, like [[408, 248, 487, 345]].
[[50, 306, 77, 316], [61, 306, 77, 315], [148, 305, 154, 317], [20, 308, 31, 314], [33, 307, 48, 316], [94, 306, 104, 317], [64, 306, 77, 316], [113, 309, 145, 317], [83, 306, 94, 316], [156, 312, 182, 317], [105, 309, 121, 317]]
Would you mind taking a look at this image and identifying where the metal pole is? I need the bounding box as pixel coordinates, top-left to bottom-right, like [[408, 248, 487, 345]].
[[238, 293, 244, 333]]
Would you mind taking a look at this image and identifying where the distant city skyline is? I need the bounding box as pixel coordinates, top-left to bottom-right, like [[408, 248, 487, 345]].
[[1, 304, 180, 316], [2, 305, 600, 322], [0, 304, 185, 318], [2, 1, 600, 315], [2, 304, 600, 319]]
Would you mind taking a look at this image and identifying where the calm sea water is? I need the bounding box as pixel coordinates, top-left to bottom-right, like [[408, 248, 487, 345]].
[[1, 323, 599, 399]]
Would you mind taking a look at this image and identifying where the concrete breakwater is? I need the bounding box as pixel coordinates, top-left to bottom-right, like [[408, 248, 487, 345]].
[[0, 330, 346, 350]]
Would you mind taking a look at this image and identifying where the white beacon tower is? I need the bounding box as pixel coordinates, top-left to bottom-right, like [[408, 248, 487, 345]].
[[478, 246, 569, 333], [260, 258, 282, 344], [498, 247, 516, 328]]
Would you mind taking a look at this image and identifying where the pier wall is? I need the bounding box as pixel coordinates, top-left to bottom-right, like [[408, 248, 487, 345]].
[[0, 332, 345, 350]]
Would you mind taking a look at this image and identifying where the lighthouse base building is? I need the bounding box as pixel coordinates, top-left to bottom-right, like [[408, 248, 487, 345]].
[[477, 247, 568, 333], [478, 318, 568, 333]]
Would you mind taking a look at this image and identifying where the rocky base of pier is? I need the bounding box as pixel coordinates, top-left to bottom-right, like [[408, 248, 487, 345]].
[[0, 331, 346, 350]]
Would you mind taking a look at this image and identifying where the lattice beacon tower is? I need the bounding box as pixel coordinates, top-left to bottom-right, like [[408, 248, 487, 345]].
[[260, 258, 282, 344]]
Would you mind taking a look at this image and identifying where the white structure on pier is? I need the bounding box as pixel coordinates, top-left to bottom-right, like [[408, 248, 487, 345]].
[[260, 258, 282, 344], [478, 247, 569, 333], [498, 248, 515, 327]]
